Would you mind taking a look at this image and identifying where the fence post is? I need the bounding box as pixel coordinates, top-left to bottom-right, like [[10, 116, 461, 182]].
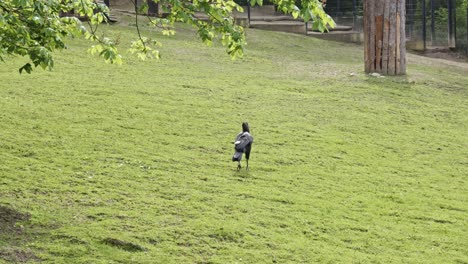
[[148, 0, 158, 16], [453, 0, 457, 47], [353, 0, 357, 30], [448, 0, 455, 48], [430, 0, 435, 44], [337, 0, 341, 16], [408, 0, 414, 36], [247, 1, 251, 25], [422, 0, 426, 50]]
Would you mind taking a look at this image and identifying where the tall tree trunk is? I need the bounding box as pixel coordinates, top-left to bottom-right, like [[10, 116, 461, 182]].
[[364, 0, 406, 75]]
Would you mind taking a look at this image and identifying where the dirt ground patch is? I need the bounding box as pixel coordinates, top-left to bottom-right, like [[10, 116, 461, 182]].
[[0, 248, 40, 263], [0, 205, 40, 262], [408, 50, 468, 71], [0, 205, 30, 235], [421, 48, 468, 63]]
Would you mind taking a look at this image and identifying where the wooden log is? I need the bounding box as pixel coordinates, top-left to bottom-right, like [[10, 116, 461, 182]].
[[364, 0, 406, 75], [364, 0, 369, 72], [396, 11, 401, 74], [387, 1, 397, 75], [369, 0, 376, 72], [375, 0, 384, 72], [382, 0, 390, 73], [398, 0, 406, 74], [364, 0, 377, 72]]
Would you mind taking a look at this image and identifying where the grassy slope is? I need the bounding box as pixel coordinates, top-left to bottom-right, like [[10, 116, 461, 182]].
[[0, 18, 467, 263]]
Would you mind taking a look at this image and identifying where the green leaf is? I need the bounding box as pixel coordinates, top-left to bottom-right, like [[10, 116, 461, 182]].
[[292, 10, 299, 19], [32, 16, 43, 25], [12, 0, 28, 8], [317, 22, 325, 32], [162, 29, 176, 36], [19, 63, 32, 74], [97, 13, 104, 24], [139, 3, 149, 14]]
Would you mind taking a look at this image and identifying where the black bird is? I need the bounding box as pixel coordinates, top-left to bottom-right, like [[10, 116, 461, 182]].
[[232, 122, 254, 170]]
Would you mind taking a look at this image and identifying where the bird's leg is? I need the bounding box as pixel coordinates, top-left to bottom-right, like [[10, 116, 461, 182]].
[[237, 161, 241, 171], [246, 160, 249, 170]]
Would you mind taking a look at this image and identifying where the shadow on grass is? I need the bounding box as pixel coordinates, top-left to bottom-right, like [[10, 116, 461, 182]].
[[233, 169, 252, 181], [0, 205, 41, 263]]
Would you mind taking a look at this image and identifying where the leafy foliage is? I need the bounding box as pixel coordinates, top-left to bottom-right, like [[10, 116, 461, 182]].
[[0, 0, 334, 73], [0, 0, 119, 73]]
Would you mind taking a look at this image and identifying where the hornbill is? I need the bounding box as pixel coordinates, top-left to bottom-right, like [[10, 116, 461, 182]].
[[232, 122, 254, 170]]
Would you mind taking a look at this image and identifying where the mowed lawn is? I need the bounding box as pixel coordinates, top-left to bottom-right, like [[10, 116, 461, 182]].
[[0, 17, 467, 263]]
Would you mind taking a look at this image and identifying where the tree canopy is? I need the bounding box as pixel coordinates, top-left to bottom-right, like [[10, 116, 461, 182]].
[[0, 0, 334, 73]]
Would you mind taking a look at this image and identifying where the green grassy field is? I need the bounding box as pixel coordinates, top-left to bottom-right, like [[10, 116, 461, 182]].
[[0, 17, 467, 263]]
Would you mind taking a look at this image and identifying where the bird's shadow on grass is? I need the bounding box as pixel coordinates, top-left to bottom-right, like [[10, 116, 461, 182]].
[[232, 169, 252, 181]]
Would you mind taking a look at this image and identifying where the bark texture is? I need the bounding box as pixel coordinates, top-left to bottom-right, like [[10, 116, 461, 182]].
[[364, 0, 406, 75]]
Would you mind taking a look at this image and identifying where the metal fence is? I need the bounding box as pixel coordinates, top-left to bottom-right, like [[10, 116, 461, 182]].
[[407, 0, 468, 52], [323, 0, 364, 32], [323, 0, 468, 53]]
